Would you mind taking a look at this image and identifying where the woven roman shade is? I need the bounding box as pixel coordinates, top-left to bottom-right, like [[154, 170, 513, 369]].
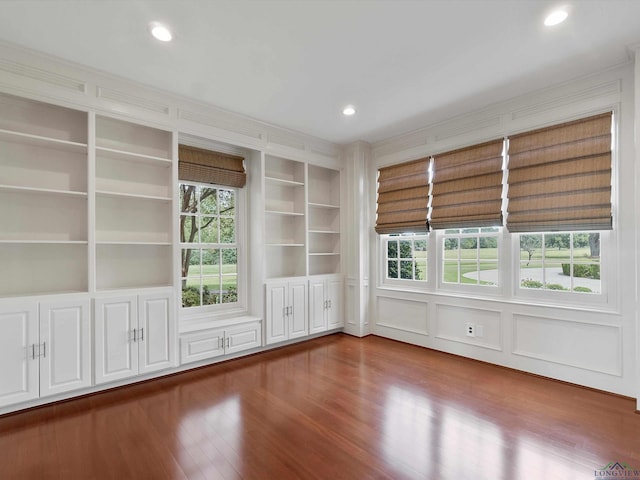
[[430, 139, 504, 230], [506, 112, 612, 232], [375, 157, 429, 234], [178, 144, 246, 188]]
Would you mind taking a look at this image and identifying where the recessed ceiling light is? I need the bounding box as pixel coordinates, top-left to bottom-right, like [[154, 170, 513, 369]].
[[150, 22, 173, 42], [544, 8, 568, 26], [342, 105, 356, 116]]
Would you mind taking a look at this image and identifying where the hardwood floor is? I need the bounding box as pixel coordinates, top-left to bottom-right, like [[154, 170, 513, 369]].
[[1, 333, 639, 479]]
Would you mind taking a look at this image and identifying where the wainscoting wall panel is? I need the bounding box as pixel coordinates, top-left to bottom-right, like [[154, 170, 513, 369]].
[[377, 296, 428, 335], [512, 313, 622, 376], [434, 304, 502, 351]]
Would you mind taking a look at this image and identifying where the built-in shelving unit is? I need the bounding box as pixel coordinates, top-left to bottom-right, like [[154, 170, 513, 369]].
[[262, 155, 341, 279], [94, 116, 173, 291], [264, 155, 307, 278], [0, 93, 89, 296], [307, 164, 341, 275]]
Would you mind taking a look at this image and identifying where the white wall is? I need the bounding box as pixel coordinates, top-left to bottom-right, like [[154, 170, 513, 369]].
[[363, 62, 637, 398]]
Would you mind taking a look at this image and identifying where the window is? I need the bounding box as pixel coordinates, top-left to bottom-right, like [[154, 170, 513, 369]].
[[442, 227, 499, 286], [519, 232, 601, 294], [384, 234, 428, 281], [180, 182, 238, 308]]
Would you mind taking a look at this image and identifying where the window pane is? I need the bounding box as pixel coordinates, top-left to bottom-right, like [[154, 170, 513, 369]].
[[387, 240, 398, 259], [443, 260, 459, 283], [460, 261, 478, 284], [202, 279, 218, 306], [399, 240, 412, 258], [415, 259, 427, 280], [387, 260, 398, 279], [478, 261, 498, 285], [222, 248, 237, 274], [520, 235, 542, 264], [181, 215, 197, 243], [181, 285, 201, 307], [180, 185, 197, 213], [220, 218, 235, 243], [479, 237, 498, 260], [202, 249, 219, 270], [200, 217, 219, 243], [444, 238, 459, 253], [399, 260, 414, 279], [222, 275, 238, 303], [199, 187, 218, 214], [219, 190, 235, 216]]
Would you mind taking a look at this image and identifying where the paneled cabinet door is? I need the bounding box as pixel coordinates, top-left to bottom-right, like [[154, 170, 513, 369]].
[[308, 277, 343, 334], [226, 322, 261, 355], [308, 279, 327, 334], [265, 282, 288, 344], [138, 293, 175, 375], [327, 277, 344, 329], [39, 300, 91, 398], [0, 303, 39, 408], [94, 296, 138, 385], [288, 280, 308, 339], [265, 281, 308, 345]]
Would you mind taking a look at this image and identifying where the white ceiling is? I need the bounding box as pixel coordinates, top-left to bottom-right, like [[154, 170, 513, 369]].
[[0, 0, 639, 145]]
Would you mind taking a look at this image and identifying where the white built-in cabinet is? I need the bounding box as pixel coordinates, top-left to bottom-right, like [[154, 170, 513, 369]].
[[0, 300, 91, 408], [0, 92, 177, 411], [308, 276, 344, 334], [94, 291, 175, 385], [265, 279, 308, 344], [180, 320, 261, 364], [262, 154, 343, 344]]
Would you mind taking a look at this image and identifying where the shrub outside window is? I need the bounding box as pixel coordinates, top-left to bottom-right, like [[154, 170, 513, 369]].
[[385, 234, 428, 281], [519, 232, 601, 294], [442, 227, 499, 286], [180, 182, 238, 308]]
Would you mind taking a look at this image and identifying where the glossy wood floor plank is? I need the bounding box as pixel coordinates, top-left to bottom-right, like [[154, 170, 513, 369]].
[[1, 333, 639, 479]]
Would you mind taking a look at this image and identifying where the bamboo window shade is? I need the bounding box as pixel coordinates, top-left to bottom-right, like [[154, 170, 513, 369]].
[[375, 157, 429, 234], [178, 144, 246, 188], [430, 139, 504, 230], [506, 112, 612, 232]]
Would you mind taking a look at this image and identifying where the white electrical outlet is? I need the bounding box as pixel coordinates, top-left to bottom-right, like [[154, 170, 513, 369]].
[[465, 323, 475, 337]]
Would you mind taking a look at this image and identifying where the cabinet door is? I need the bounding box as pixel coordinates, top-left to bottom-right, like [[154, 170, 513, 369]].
[[0, 304, 39, 408], [94, 296, 138, 385], [265, 282, 288, 345], [180, 329, 225, 365], [327, 278, 344, 329], [138, 293, 175, 375], [39, 300, 91, 397], [226, 322, 261, 355], [288, 280, 308, 339], [308, 279, 327, 334]]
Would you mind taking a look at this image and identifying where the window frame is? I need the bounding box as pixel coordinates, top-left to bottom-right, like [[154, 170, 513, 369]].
[[178, 180, 247, 318], [379, 233, 430, 289], [513, 230, 612, 307], [436, 227, 503, 296]]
